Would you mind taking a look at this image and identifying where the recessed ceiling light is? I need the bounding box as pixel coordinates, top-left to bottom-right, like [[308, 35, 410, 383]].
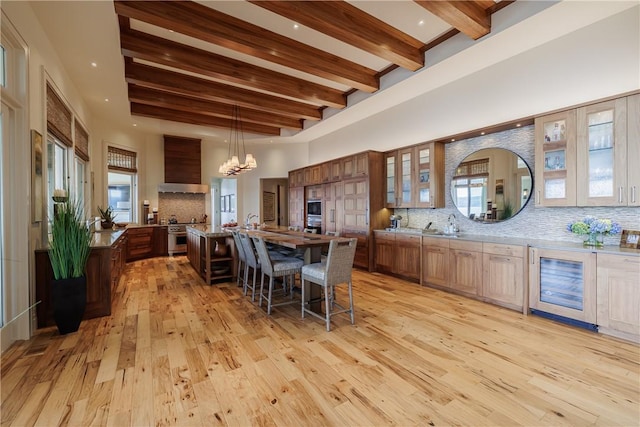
[[169, 29, 174, 33], [418, 20, 425, 26], [104, 98, 109, 102], [293, 23, 299, 29], [133, 123, 137, 127], [480, 132, 485, 135], [451, 138, 455, 142], [90, 62, 97, 67], [516, 123, 521, 127]]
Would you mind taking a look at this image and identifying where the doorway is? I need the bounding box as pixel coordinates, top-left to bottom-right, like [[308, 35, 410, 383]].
[[261, 178, 288, 227]]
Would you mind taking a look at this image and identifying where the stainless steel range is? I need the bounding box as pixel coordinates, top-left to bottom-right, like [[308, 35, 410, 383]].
[[168, 224, 187, 256]]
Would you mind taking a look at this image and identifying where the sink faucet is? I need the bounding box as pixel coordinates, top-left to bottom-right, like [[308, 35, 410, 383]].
[[245, 213, 258, 226], [446, 213, 458, 233], [424, 221, 433, 230]]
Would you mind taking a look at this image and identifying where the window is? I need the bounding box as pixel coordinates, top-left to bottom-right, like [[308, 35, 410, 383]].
[[107, 146, 138, 223], [453, 177, 487, 217], [47, 134, 68, 224], [108, 172, 135, 223], [74, 157, 86, 209]]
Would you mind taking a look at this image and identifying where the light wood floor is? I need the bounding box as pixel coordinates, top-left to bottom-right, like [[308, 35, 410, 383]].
[[2, 256, 639, 426]]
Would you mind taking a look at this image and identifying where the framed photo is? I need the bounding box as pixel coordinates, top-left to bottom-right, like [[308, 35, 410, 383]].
[[262, 191, 275, 222], [619, 229, 640, 249], [31, 130, 43, 223]]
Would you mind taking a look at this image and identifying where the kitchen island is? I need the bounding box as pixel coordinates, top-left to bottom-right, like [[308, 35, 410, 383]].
[[186, 225, 235, 285]]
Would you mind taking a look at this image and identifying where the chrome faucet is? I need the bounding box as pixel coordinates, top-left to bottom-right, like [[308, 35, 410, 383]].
[[446, 213, 458, 234], [245, 213, 258, 226]]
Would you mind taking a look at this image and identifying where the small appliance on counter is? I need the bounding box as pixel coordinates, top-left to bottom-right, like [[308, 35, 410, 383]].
[[389, 214, 402, 229], [168, 214, 178, 224]]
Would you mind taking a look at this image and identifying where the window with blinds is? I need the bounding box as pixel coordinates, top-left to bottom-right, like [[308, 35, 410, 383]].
[[74, 121, 89, 161], [107, 146, 137, 173], [46, 83, 72, 147], [453, 158, 489, 178]]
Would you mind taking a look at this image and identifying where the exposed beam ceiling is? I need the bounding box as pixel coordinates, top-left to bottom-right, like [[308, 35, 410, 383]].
[[112, 0, 512, 137]]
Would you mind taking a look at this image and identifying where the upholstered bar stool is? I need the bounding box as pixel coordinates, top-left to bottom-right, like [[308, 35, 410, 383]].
[[251, 236, 304, 315], [301, 238, 357, 331], [238, 232, 262, 301]]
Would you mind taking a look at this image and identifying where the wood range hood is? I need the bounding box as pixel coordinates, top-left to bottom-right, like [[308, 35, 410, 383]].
[[159, 135, 209, 194]]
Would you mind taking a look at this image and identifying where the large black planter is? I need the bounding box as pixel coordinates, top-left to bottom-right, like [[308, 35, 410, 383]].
[[51, 276, 87, 335]]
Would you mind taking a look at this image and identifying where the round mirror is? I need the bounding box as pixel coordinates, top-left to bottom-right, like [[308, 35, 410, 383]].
[[451, 148, 532, 222]]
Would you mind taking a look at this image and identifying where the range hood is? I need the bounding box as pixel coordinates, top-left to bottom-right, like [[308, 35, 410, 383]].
[[158, 183, 209, 194]]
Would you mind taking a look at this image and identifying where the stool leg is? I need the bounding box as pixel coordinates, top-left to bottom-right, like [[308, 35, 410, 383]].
[[267, 276, 274, 315], [259, 273, 265, 308], [251, 268, 258, 302], [348, 280, 355, 325], [301, 277, 306, 319], [325, 283, 331, 332]]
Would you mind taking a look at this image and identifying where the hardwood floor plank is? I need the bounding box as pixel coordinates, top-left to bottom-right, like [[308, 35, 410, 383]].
[[1, 256, 638, 426]]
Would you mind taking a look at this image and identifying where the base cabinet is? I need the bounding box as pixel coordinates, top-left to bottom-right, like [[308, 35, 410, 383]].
[[482, 243, 525, 311], [596, 253, 640, 342], [449, 240, 482, 295], [422, 237, 449, 287], [374, 231, 420, 282]]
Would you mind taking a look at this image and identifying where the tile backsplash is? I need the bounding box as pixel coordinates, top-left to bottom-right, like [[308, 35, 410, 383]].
[[158, 193, 206, 223]]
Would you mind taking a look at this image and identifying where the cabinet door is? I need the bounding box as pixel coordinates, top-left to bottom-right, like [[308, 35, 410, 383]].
[[482, 253, 524, 309], [343, 178, 368, 230], [385, 152, 397, 207], [330, 160, 342, 182], [577, 98, 627, 206], [395, 234, 421, 280], [422, 238, 449, 287], [449, 241, 482, 295], [529, 247, 596, 324], [627, 94, 639, 206], [397, 148, 414, 207], [534, 110, 577, 206], [597, 254, 640, 340], [374, 232, 395, 274], [288, 186, 304, 228]]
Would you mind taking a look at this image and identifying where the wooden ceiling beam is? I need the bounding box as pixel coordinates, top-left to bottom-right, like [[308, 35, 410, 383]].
[[251, 1, 425, 71], [113, 0, 379, 92], [130, 103, 282, 136], [127, 85, 303, 130], [125, 62, 322, 121], [120, 29, 346, 109], [414, 0, 491, 40]]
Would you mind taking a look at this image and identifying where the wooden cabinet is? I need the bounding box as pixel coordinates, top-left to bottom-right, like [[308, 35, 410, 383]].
[[534, 110, 577, 206], [449, 240, 482, 295], [342, 152, 368, 178], [343, 177, 369, 230], [304, 164, 322, 185], [323, 181, 343, 234], [385, 142, 444, 208], [375, 231, 420, 282], [153, 226, 168, 256], [126, 227, 154, 261], [35, 232, 127, 328], [289, 169, 304, 188], [288, 186, 304, 229], [535, 94, 638, 207], [577, 97, 628, 206], [422, 237, 449, 287], [307, 184, 323, 200], [482, 243, 525, 311], [374, 231, 395, 274], [342, 229, 369, 270], [529, 247, 597, 325], [186, 229, 236, 284], [596, 253, 640, 342]]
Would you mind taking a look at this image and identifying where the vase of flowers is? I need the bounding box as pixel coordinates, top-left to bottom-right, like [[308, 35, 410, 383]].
[[566, 216, 621, 248]]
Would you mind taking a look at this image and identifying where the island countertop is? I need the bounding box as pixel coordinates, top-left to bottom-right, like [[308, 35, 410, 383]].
[[185, 224, 233, 237]]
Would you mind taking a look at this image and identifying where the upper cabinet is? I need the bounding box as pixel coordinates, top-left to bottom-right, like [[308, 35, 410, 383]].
[[534, 110, 577, 206], [385, 142, 444, 208], [535, 94, 638, 207]]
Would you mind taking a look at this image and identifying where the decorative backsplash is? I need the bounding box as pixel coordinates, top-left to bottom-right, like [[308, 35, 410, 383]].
[[399, 125, 640, 245], [158, 193, 206, 223]]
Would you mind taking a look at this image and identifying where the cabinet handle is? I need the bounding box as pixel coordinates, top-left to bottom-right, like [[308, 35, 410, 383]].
[[619, 187, 624, 204], [535, 190, 540, 205], [330, 209, 335, 223], [529, 247, 535, 264], [632, 186, 637, 204]]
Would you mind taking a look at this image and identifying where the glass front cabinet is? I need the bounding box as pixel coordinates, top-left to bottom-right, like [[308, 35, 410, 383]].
[[534, 110, 577, 206], [535, 94, 639, 207], [385, 142, 444, 208]]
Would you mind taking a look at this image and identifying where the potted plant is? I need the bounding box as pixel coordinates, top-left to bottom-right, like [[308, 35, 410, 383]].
[[98, 205, 115, 229], [49, 198, 93, 334]]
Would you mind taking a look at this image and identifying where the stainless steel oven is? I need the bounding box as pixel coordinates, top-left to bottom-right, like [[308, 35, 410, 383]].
[[306, 199, 322, 234], [168, 225, 187, 256]]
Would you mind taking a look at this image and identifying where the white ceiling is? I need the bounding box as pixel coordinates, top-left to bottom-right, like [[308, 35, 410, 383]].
[[27, 1, 637, 146]]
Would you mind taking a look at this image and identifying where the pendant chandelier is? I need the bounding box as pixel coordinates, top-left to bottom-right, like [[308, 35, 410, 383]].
[[218, 105, 257, 176]]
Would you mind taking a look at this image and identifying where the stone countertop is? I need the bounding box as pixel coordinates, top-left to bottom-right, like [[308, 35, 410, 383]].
[[185, 224, 233, 237], [375, 228, 640, 257], [91, 230, 126, 248]]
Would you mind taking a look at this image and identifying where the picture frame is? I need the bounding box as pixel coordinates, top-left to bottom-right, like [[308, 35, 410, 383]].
[[31, 130, 43, 223], [262, 191, 275, 222], [619, 229, 640, 249]]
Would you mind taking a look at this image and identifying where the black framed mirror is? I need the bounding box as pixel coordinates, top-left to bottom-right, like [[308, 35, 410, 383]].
[[451, 148, 532, 222]]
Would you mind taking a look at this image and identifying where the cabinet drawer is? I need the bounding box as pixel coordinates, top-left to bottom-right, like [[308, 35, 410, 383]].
[[395, 233, 421, 246], [450, 239, 482, 252], [483, 242, 525, 258], [422, 236, 449, 248], [374, 231, 396, 242]]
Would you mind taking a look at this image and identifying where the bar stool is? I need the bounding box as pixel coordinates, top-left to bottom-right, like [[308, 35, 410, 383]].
[[251, 236, 304, 315], [231, 231, 246, 288], [301, 238, 357, 331], [238, 232, 261, 301]]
